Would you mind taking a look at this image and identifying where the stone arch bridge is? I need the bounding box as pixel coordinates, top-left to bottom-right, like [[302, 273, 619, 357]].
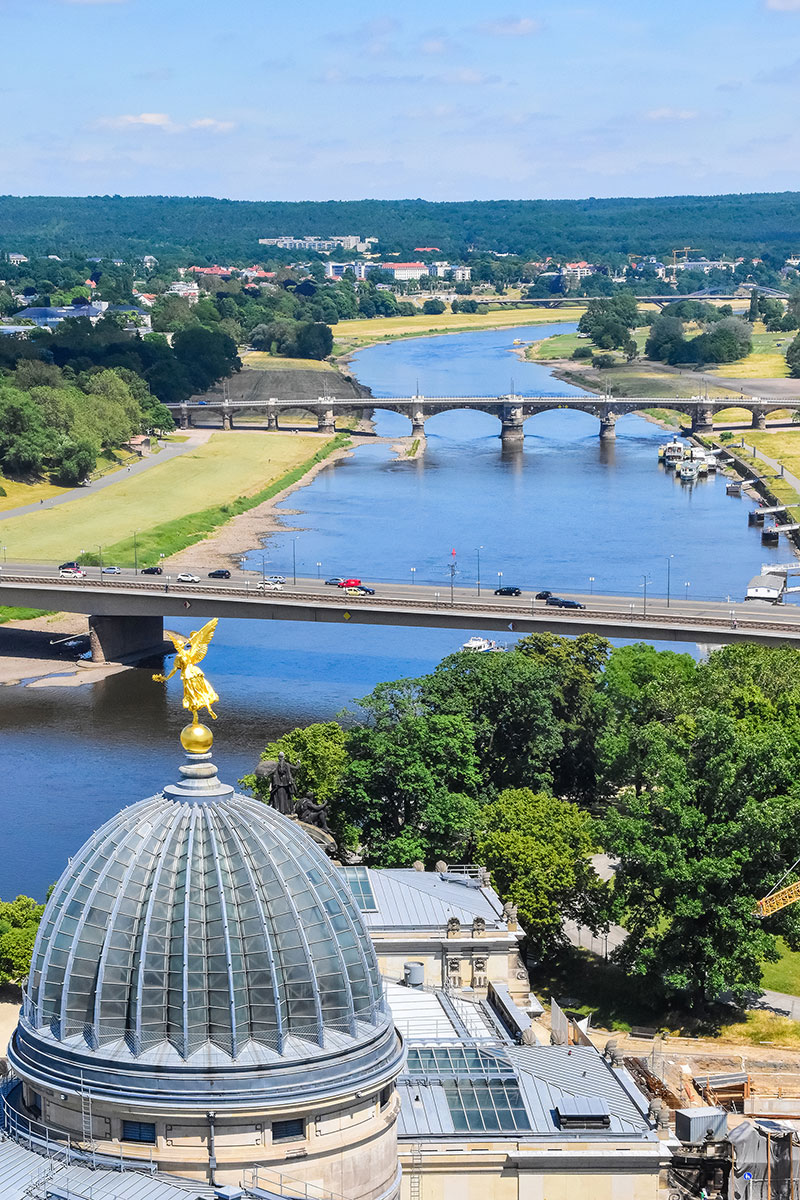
[[166, 394, 800, 443]]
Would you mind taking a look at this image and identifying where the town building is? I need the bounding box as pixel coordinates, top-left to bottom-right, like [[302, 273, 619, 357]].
[[8, 253, 28, 265], [379, 262, 429, 281], [142, 255, 159, 268], [429, 263, 472, 281], [324, 261, 370, 279], [12, 301, 109, 328], [167, 280, 200, 303], [259, 235, 378, 253]]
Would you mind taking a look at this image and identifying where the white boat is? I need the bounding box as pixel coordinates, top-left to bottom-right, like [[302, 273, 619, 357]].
[[461, 636, 504, 653], [679, 461, 699, 482], [663, 440, 685, 466]]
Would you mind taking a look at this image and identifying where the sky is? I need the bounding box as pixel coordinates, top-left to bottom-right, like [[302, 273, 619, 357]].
[[2, 0, 800, 201]]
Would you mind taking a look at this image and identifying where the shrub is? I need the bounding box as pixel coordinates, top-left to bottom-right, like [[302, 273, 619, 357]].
[[592, 353, 617, 369], [572, 345, 593, 360]]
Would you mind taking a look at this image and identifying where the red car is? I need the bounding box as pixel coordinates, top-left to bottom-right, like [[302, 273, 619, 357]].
[[338, 578, 362, 588]]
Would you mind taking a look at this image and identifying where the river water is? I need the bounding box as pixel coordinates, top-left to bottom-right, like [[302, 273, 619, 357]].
[[0, 323, 788, 898]]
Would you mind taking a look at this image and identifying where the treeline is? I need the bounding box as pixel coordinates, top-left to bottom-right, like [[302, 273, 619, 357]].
[[243, 636, 800, 1015], [0, 316, 240, 482], [4, 192, 800, 260]]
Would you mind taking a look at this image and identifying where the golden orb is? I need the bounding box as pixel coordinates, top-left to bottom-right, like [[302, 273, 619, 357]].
[[180, 722, 213, 754]]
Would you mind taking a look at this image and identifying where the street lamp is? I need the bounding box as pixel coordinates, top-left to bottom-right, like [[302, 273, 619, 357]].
[[316, 561, 322, 579], [589, 575, 595, 595], [497, 571, 503, 589], [641, 573, 648, 617], [292, 537, 299, 586], [475, 546, 483, 597], [133, 530, 139, 575], [410, 567, 416, 585], [666, 554, 674, 608], [261, 555, 267, 581], [1, 545, 6, 564], [685, 581, 691, 603], [98, 545, 103, 577]]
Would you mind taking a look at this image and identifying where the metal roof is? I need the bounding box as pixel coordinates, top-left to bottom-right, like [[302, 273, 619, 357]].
[[397, 1043, 654, 1141], [347, 869, 505, 929], [0, 1139, 202, 1199]]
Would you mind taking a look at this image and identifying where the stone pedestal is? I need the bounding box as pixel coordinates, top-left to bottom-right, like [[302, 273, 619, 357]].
[[318, 408, 336, 433]]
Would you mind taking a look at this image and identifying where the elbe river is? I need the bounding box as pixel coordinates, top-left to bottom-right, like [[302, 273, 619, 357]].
[[0, 323, 789, 897]]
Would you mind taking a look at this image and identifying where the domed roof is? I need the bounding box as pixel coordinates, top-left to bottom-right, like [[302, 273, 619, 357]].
[[25, 782, 386, 1067]]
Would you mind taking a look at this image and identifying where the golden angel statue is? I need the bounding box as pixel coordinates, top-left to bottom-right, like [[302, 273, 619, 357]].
[[153, 618, 219, 722]]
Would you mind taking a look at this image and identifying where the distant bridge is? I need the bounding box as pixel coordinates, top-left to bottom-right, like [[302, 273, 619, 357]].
[[166, 394, 800, 441]]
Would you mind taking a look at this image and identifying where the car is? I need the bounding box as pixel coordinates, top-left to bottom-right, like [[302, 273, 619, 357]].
[[325, 577, 345, 586], [257, 580, 283, 591], [208, 569, 231, 579], [356, 585, 375, 595], [535, 590, 553, 600], [494, 586, 522, 597], [141, 566, 163, 575], [338, 578, 361, 588], [266, 575, 286, 584], [59, 561, 80, 571], [102, 565, 122, 575], [59, 567, 85, 578], [176, 573, 200, 583], [545, 596, 586, 609], [344, 587, 363, 596]]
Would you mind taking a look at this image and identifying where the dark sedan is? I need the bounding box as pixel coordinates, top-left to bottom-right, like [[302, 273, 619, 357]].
[[208, 568, 231, 579], [545, 596, 586, 609], [535, 590, 552, 600], [141, 566, 163, 575], [494, 585, 522, 597], [356, 585, 375, 595]]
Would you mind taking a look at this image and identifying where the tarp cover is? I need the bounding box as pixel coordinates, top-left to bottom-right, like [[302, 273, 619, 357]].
[[729, 1119, 800, 1200]]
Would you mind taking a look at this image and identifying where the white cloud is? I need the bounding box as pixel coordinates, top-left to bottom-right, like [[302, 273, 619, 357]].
[[645, 107, 699, 121], [481, 15, 540, 36], [95, 112, 235, 134], [766, 0, 800, 9], [189, 117, 235, 133]]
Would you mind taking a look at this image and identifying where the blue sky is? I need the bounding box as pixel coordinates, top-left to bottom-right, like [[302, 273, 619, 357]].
[[3, 0, 800, 200]]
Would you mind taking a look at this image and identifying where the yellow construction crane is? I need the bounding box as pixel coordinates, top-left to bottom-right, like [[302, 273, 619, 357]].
[[672, 246, 703, 267], [756, 858, 800, 917]]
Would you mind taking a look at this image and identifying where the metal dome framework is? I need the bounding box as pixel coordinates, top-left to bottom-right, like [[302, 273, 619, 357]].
[[26, 793, 384, 1063]]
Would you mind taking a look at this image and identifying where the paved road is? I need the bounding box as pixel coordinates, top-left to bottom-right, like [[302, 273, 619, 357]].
[[0, 431, 210, 521]]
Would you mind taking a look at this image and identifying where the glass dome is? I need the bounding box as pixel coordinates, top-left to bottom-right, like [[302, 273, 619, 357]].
[[25, 789, 385, 1063]]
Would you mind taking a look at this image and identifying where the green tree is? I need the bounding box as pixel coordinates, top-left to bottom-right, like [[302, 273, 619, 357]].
[[241, 722, 349, 807], [422, 299, 446, 315], [476, 789, 602, 954], [786, 332, 800, 378], [0, 895, 45, 986]]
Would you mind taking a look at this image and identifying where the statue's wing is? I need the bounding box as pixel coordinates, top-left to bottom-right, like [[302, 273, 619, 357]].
[[167, 631, 185, 654], [188, 618, 218, 664]]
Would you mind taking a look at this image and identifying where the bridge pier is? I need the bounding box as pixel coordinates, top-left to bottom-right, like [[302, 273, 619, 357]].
[[88, 615, 166, 664], [317, 407, 336, 434], [178, 406, 189, 430], [599, 413, 617, 440], [411, 410, 427, 440], [222, 411, 233, 430], [500, 404, 525, 446], [751, 409, 767, 430], [691, 406, 715, 434]]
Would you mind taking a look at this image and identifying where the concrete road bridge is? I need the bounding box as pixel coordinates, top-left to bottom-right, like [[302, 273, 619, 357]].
[[166, 393, 800, 441], [2, 571, 800, 664]]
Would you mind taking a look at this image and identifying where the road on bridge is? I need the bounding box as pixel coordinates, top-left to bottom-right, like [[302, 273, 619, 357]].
[[1, 562, 798, 648]]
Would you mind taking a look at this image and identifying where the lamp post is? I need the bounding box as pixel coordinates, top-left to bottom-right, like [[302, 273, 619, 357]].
[[316, 561, 322, 580], [475, 546, 483, 597], [98, 545, 103, 577], [589, 575, 595, 595], [685, 581, 691, 603], [497, 571, 503, 593], [641, 573, 648, 617], [449, 555, 457, 606], [1, 545, 6, 564], [133, 530, 139, 575], [666, 554, 674, 608], [261, 555, 267, 582], [292, 537, 299, 587], [410, 567, 416, 586]]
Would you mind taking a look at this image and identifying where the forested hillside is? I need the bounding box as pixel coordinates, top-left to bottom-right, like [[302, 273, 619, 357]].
[[3, 193, 800, 261]]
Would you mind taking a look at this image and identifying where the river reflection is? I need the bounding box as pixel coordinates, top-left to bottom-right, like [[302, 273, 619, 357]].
[[0, 323, 789, 898]]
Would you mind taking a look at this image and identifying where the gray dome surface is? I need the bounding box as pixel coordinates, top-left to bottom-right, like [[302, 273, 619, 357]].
[[26, 791, 385, 1063]]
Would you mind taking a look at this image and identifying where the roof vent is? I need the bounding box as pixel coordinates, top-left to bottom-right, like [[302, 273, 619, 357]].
[[555, 1095, 611, 1130]]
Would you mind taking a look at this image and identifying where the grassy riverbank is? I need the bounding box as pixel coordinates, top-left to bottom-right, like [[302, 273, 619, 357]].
[[332, 305, 586, 355], [0, 431, 335, 562]]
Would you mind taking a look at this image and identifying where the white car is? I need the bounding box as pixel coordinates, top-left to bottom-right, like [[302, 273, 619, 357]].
[[257, 580, 284, 591], [176, 573, 200, 583], [266, 575, 286, 584], [59, 568, 86, 578]]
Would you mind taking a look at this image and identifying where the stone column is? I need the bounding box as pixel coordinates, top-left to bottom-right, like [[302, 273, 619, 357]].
[[221, 411, 232, 431], [411, 409, 426, 439], [317, 408, 336, 433], [751, 408, 767, 430], [599, 411, 617, 440], [691, 406, 715, 434], [179, 405, 189, 430], [267, 398, 278, 430], [500, 404, 525, 445]]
